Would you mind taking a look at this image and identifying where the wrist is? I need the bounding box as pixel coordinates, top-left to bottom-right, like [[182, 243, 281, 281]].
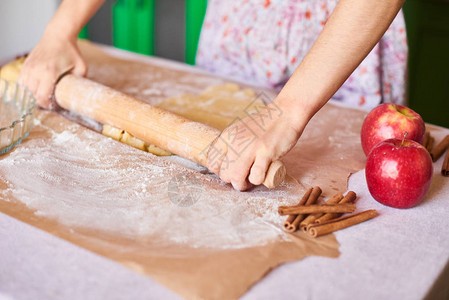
[[44, 19, 79, 43], [273, 95, 316, 133]]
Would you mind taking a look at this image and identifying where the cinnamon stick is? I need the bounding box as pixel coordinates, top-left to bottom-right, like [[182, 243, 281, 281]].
[[423, 132, 435, 153], [307, 209, 378, 238], [430, 135, 449, 162], [278, 203, 356, 216], [283, 186, 321, 232], [299, 193, 344, 232], [304, 186, 322, 206], [283, 187, 313, 231], [442, 150, 449, 177], [428, 136, 435, 153], [423, 131, 430, 149], [426, 136, 435, 153], [315, 191, 357, 224]]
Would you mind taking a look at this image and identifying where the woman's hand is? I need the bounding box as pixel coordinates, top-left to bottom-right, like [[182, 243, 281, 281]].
[[18, 30, 87, 109], [18, 0, 105, 109], [207, 99, 309, 191]]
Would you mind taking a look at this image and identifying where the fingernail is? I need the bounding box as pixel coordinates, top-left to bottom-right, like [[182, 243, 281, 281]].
[[231, 181, 241, 191]]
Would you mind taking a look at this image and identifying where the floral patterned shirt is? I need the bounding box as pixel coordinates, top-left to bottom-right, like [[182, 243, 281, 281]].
[[196, 0, 408, 109]]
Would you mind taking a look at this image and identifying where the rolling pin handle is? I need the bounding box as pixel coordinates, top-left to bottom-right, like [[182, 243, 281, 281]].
[[263, 160, 286, 189]]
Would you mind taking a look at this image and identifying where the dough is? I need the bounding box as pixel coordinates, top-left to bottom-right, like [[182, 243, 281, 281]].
[[102, 124, 172, 156], [147, 144, 172, 156], [0, 56, 26, 83], [101, 124, 123, 141], [120, 131, 146, 151], [157, 83, 261, 131]]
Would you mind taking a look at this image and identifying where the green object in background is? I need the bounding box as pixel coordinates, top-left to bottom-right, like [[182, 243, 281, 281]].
[[403, 0, 449, 128], [185, 0, 207, 65], [78, 25, 89, 39], [112, 0, 155, 55]]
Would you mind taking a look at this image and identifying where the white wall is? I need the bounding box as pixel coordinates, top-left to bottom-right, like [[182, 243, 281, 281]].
[[0, 0, 58, 60]]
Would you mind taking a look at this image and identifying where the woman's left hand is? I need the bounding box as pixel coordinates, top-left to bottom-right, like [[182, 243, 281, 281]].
[[207, 100, 307, 191]]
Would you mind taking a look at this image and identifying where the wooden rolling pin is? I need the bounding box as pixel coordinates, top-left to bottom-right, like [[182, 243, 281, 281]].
[[54, 75, 286, 188]]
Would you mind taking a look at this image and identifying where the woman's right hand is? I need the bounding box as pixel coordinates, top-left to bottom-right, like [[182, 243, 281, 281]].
[[18, 29, 87, 109]]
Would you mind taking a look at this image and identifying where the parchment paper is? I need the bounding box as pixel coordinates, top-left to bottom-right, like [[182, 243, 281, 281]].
[[0, 41, 368, 299]]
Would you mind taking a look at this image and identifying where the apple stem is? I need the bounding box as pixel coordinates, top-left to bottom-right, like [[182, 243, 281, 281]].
[[402, 132, 408, 146]]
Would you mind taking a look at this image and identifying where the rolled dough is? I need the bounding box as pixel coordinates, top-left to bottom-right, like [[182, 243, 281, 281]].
[[0, 56, 26, 83], [157, 83, 260, 131]]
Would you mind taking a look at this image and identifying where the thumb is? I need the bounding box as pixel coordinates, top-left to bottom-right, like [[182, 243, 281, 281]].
[[72, 59, 88, 77]]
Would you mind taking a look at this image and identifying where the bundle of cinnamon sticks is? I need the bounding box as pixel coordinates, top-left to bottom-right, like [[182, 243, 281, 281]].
[[425, 132, 449, 177], [279, 187, 378, 237]]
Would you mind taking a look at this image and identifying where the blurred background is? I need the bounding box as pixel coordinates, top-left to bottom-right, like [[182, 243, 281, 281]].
[[0, 0, 188, 62], [0, 0, 448, 127]]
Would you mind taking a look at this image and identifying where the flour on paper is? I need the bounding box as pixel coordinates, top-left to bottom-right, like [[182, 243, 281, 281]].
[[0, 112, 304, 254]]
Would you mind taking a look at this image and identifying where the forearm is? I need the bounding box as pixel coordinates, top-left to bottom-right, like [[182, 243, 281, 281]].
[[45, 0, 106, 40], [277, 0, 406, 127]]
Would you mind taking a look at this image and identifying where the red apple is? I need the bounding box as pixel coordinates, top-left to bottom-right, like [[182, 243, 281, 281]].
[[365, 138, 433, 209], [361, 103, 425, 156]]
